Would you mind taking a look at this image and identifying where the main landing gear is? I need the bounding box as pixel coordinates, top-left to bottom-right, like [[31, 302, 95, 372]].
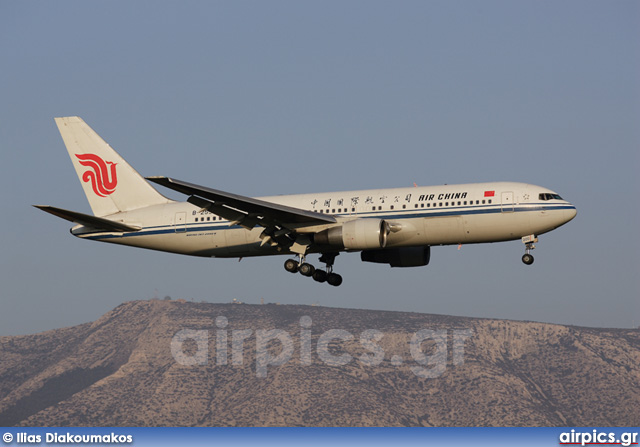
[[521, 234, 538, 265], [284, 253, 343, 286]]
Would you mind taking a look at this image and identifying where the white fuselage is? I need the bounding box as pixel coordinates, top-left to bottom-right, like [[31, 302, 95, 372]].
[[73, 181, 577, 258]]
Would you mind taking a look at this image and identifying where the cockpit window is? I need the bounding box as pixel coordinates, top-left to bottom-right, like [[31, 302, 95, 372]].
[[539, 193, 563, 201]]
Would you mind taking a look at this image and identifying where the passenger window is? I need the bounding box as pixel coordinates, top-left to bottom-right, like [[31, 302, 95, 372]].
[[403, 205, 406, 209]]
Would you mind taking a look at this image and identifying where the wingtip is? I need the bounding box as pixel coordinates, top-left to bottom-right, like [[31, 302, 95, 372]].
[[146, 176, 170, 184]]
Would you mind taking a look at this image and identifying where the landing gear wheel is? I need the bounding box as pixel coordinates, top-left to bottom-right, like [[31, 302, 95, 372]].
[[312, 270, 327, 283], [298, 262, 315, 277], [327, 273, 343, 287], [522, 254, 534, 265], [284, 259, 298, 273]]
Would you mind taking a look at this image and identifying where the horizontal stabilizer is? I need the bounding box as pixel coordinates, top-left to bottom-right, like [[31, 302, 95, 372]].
[[33, 205, 141, 232]]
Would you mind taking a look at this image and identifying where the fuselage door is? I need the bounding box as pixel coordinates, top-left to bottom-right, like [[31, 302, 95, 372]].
[[174, 212, 187, 232], [501, 191, 514, 212]]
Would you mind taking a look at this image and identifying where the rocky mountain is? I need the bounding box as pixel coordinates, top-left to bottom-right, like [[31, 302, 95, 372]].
[[0, 300, 638, 426]]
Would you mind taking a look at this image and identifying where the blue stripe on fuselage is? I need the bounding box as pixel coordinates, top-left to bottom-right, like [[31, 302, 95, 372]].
[[81, 203, 576, 241]]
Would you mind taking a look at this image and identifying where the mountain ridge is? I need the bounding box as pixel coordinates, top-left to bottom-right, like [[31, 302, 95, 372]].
[[0, 300, 638, 426]]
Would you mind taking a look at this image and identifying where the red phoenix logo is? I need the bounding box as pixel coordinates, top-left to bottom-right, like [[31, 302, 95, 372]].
[[75, 154, 118, 197]]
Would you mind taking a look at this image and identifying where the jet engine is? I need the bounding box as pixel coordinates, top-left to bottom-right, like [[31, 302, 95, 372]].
[[314, 219, 389, 250]]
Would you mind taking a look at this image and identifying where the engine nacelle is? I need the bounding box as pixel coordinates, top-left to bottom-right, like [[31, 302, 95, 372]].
[[361, 246, 431, 267], [314, 219, 388, 250]]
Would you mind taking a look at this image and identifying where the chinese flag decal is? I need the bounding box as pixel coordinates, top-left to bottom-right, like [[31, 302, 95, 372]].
[[484, 191, 495, 197]]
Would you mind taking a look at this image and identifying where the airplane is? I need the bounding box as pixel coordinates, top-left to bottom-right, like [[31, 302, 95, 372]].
[[35, 117, 577, 287]]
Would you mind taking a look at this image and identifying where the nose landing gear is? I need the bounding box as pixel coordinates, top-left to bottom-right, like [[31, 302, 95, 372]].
[[522, 253, 534, 265], [283, 252, 342, 286], [521, 234, 538, 265]]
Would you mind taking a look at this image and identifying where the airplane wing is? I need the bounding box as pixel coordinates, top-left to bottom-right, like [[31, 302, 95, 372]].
[[147, 177, 336, 230], [34, 205, 141, 232]]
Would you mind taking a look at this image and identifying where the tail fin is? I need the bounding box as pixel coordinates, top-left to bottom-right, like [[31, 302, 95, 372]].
[[55, 117, 170, 217]]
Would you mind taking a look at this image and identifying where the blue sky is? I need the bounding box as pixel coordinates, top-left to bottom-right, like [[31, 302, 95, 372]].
[[1, 1, 638, 335]]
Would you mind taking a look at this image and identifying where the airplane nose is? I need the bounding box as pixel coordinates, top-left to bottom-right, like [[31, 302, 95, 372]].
[[564, 206, 577, 222]]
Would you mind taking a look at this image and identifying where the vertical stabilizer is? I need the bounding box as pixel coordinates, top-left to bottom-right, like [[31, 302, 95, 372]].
[[55, 117, 170, 217]]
